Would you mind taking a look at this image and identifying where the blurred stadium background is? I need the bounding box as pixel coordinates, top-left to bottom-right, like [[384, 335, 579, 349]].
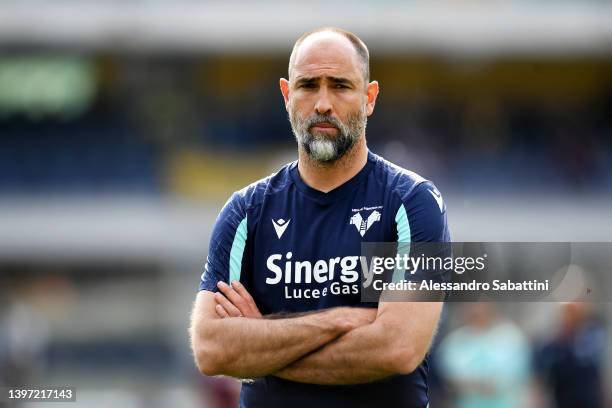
[[0, 1, 611, 407]]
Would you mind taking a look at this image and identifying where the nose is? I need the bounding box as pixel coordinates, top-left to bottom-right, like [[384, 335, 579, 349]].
[[314, 88, 332, 115]]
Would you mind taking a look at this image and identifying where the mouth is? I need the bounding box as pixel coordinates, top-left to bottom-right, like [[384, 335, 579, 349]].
[[311, 122, 338, 132]]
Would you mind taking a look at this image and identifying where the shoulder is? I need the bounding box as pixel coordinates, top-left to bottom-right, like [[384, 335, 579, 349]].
[[224, 161, 295, 214], [209, 161, 294, 246], [370, 152, 428, 200], [370, 152, 445, 213], [370, 152, 449, 242]]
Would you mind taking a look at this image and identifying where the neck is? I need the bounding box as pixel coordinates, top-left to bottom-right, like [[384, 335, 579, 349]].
[[297, 136, 368, 193]]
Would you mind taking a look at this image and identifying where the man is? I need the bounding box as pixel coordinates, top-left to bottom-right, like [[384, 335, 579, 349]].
[[534, 303, 605, 408], [190, 27, 450, 408], [438, 304, 530, 408]]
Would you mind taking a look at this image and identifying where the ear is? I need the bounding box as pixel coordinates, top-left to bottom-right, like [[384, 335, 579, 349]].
[[365, 80, 379, 116], [279, 78, 290, 111]]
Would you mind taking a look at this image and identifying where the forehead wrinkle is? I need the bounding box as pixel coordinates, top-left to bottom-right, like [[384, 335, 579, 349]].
[[294, 59, 355, 74], [293, 64, 361, 85]]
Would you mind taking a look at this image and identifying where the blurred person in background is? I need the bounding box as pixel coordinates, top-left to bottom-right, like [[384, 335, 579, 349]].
[[534, 302, 606, 408], [437, 303, 530, 408], [0, 280, 49, 386]]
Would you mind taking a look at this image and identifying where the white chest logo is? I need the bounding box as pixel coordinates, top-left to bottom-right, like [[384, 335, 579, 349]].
[[272, 218, 291, 239], [350, 211, 381, 237]]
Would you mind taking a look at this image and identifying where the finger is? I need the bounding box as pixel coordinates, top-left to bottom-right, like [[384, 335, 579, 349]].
[[217, 281, 248, 313], [214, 292, 242, 317], [231, 281, 262, 317], [231, 281, 255, 303], [215, 304, 230, 318]]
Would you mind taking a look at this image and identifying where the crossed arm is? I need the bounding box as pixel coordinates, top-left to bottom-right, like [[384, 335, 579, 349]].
[[189, 281, 443, 385]]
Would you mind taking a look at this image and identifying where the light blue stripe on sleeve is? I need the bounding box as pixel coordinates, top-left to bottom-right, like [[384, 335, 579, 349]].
[[395, 204, 411, 243], [393, 204, 411, 283], [229, 216, 248, 283]]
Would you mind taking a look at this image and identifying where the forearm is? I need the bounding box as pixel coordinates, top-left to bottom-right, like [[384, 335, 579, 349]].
[[274, 299, 445, 385], [275, 319, 404, 385], [193, 308, 348, 378]]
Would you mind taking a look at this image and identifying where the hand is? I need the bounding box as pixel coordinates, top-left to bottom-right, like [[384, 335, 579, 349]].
[[214, 281, 262, 319]]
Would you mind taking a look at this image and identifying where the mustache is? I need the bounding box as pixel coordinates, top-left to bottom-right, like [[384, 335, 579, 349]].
[[304, 114, 343, 130]]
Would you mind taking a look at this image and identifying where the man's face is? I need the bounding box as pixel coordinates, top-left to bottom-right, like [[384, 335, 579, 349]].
[[280, 33, 378, 163]]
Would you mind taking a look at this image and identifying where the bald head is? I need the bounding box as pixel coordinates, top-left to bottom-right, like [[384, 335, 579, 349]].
[[288, 27, 370, 84]]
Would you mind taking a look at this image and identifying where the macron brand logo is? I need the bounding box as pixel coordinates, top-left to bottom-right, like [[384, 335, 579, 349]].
[[350, 210, 381, 237], [429, 188, 444, 212], [272, 218, 290, 239]]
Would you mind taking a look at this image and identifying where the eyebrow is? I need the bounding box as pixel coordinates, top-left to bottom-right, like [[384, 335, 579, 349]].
[[294, 76, 356, 87]]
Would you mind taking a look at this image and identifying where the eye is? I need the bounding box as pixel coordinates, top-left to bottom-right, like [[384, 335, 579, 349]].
[[300, 83, 316, 89], [334, 84, 349, 89]]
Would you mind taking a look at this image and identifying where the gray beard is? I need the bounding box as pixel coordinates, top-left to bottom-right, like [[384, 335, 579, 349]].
[[289, 107, 367, 164]]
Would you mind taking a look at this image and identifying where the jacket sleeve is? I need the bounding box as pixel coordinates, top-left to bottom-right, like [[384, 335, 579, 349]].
[[198, 193, 248, 292], [395, 181, 451, 285]]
